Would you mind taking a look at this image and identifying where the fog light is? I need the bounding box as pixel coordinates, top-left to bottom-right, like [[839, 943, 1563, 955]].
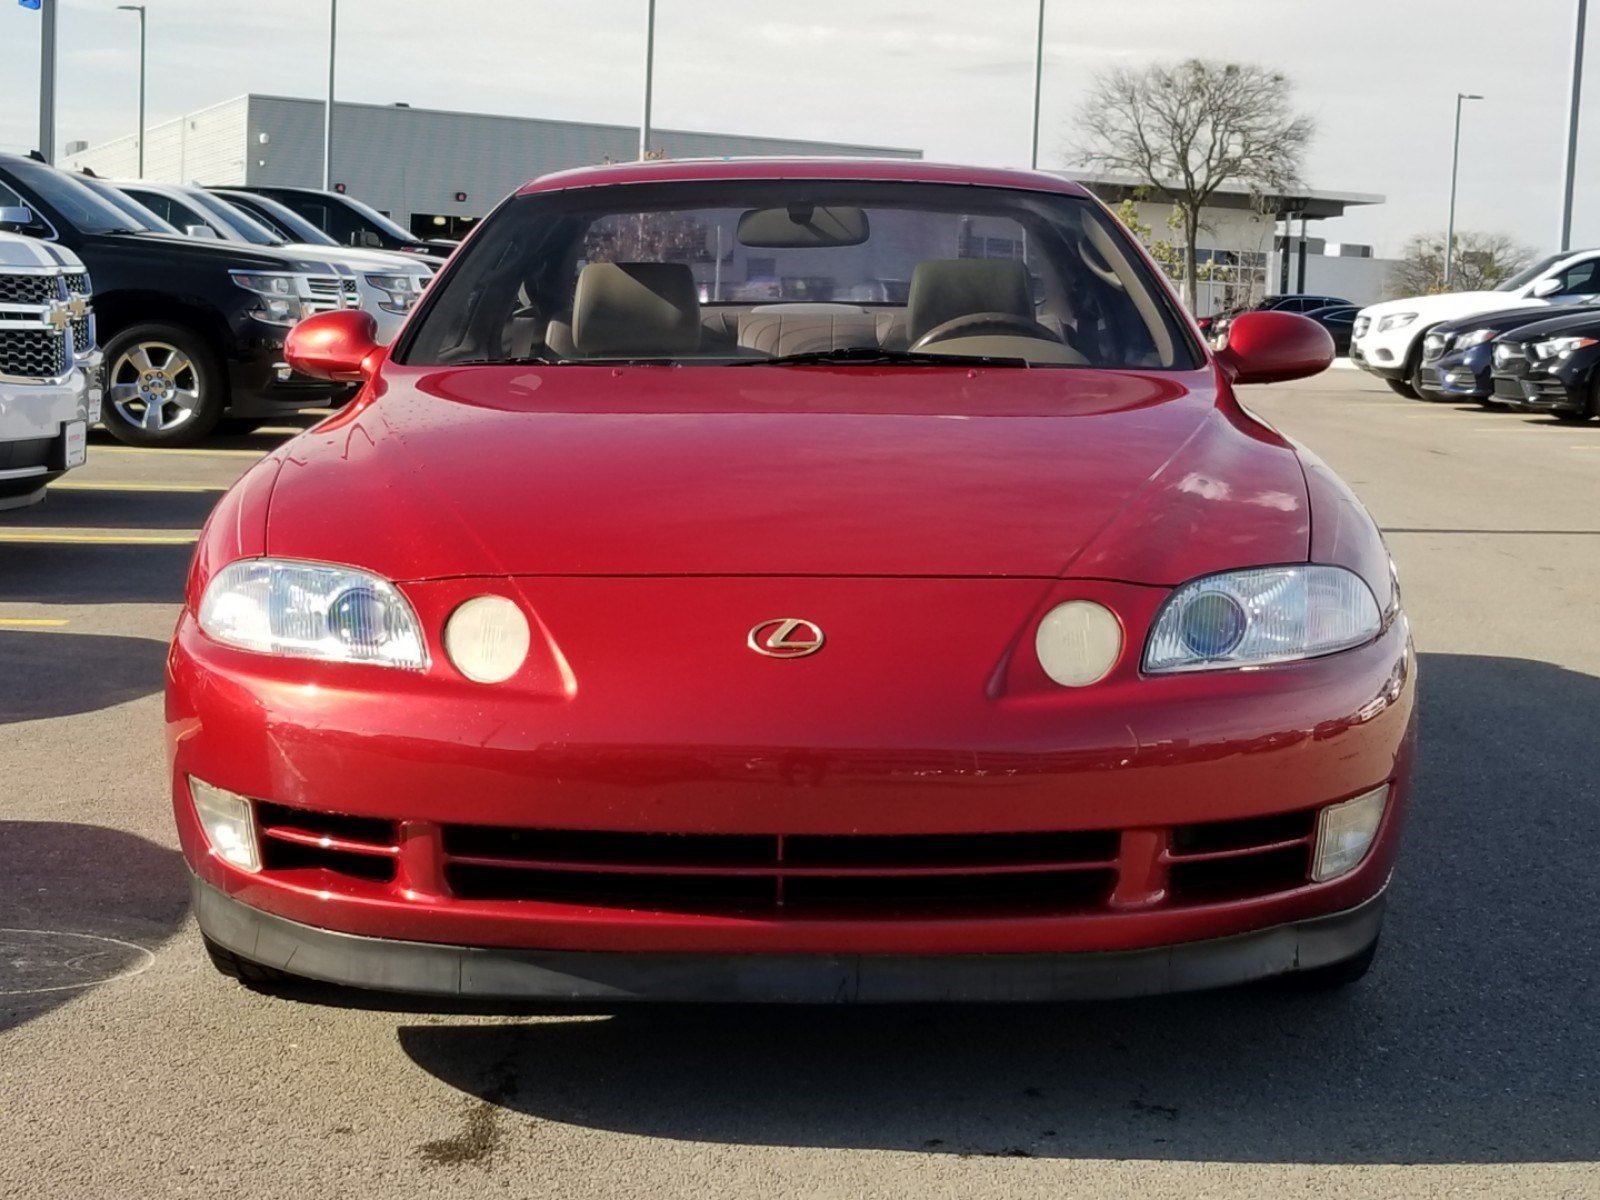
[[189, 777, 260, 872], [444, 595, 530, 684], [1035, 600, 1123, 687], [1312, 784, 1388, 882]]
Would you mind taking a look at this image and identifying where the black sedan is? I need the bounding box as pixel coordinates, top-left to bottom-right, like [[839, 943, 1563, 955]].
[[1415, 307, 1594, 404], [1490, 310, 1600, 422], [1301, 304, 1360, 356]]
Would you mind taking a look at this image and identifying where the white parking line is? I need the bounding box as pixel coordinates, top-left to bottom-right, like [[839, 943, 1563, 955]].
[[51, 481, 228, 493], [91, 446, 265, 459], [0, 531, 198, 545]]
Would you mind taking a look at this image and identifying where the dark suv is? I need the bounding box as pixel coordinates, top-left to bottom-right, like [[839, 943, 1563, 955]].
[[219, 185, 452, 265], [0, 154, 352, 445]]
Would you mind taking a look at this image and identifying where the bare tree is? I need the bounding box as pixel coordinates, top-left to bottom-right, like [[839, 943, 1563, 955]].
[[1388, 231, 1534, 297], [1076, 60, 1313, 312]]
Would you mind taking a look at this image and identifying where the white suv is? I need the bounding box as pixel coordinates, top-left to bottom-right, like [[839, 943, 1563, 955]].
[[1352, 250, 1600, 397], [0, 226, 99, 510]]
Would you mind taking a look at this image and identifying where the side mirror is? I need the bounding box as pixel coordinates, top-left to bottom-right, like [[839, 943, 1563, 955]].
[[359, 230, 383, 249], [0, 205, 34, 229], [1530, 277, 1563, 299], [285, 310, 382, 382], [185, 224, 221, 239], [1215, 310, 1335, 385]]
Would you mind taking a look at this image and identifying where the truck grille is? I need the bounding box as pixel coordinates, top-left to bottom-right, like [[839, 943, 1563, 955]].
[[341, 278, 360, 308], [62, 271, 90, 297], [245, 800, 1324, 918], [0, 329, 67, 379], [304, 275, 344, 314], [0, 274, 61, 305]]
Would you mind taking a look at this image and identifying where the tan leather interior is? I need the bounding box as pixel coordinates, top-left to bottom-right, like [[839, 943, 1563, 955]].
[[572, 262, 702, 356], [905, 259, 1034, 344], [737, 312, 880, 356]]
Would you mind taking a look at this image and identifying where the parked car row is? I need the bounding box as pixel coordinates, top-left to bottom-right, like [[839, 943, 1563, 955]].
[[1351, 249, 1600, 418], [0, 151, 447, 448]]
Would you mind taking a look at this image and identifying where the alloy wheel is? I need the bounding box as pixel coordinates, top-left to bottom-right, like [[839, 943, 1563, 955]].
[[108, 342, 203, 433]]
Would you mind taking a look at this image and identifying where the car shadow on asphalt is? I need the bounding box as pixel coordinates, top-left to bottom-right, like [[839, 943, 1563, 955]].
[[0, 630, 169, 725], [0, 543, 193, 605], [7, 488, 220, 532], [0, 821, 190, 1037], [387, 651, 1599, 1164]]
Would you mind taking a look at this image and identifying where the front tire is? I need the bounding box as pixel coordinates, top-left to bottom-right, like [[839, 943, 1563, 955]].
[[202, 936, 292, 990], [101, 322, 227, 447], [1385, 378, 1418, 399]]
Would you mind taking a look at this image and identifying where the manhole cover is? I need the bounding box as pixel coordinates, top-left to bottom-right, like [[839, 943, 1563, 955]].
[[0, 928, 155, 996]]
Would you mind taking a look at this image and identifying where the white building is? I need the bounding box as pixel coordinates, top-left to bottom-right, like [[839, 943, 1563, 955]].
[[1066, 171, 1398, 310], [65, 94, 921, 238]]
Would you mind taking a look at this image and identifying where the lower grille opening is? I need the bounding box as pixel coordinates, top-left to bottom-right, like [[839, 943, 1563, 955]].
[[782, 869, 1115, 914], [445, 865, 771, 910], [1171, 810, 1315, 856], [261, 839, 397, 883], [256, 802, 396, 846], [1167, 845, 1310, 904]]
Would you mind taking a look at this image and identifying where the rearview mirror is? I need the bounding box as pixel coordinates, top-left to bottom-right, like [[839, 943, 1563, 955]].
[[285, 310, 382, 382], [0, 205, 34, 229], [737, 203, 869, 248], [1215, 310, 1335, 385], [1530, 277, 1562, 299]]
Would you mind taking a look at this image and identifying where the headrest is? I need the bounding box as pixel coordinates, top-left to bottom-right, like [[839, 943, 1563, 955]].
[[572, 262, 701, 356], [906, 259, 1033, 343]]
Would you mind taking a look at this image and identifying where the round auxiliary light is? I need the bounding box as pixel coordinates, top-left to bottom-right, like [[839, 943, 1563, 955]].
[[1179, 591, 1248, 659], [1035, 600, 1123, 688], [444, 595, 530, 684]]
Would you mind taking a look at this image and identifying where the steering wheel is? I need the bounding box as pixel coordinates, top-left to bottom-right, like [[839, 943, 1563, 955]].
[[911, 311, 1060, 351]]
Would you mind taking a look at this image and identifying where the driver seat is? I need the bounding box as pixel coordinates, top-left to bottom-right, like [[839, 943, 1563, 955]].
[[904, 259, 1035, 345]]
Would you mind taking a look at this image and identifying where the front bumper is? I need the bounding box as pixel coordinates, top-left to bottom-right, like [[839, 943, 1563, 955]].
[[0, 358, 98, 507], [169, 575, 1416, 968], [1417, 347, 1493, 399], [226, 319, 352, 417], [194, 874, 1387, 1001], [1349, 329, 1414, 380]]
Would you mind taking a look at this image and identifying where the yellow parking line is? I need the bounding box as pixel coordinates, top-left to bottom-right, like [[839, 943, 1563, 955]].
[[91, 446, 264, 459], [0, 531, 197, 545], [51, 481, 227, 493], [0, 618, 69, 627]]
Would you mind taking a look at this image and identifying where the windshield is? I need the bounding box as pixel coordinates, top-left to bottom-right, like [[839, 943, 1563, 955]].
[[220, 192, 336, 245], [76, 176, 179, 234], [328, 193, 419, 243], [1496, 253, 1566, 293], [3, 158, 143, 234], [181, 189, 284, 245], [397, 180, 1200, 371]]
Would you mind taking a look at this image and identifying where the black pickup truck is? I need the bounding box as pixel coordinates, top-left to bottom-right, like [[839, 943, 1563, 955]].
[[0, 153, 353, 446]]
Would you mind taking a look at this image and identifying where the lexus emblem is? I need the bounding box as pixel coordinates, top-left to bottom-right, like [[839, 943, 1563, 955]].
[[747, 618, 825, 659]]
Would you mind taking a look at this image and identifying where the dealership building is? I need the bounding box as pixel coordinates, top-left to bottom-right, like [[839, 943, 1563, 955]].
[[63, 94, 922, 239]]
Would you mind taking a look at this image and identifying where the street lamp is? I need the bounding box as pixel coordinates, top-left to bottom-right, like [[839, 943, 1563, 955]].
[[323, 0, 337, 190], [116, 4, 146, 177], [1030, 0, 1046, 170], [639, 0, 656, 160], [1560, 0, 1588, 251], [1445, 92, 1483, 290]]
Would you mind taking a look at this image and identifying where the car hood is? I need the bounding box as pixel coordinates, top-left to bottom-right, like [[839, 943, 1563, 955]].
[[1358, 291, 1541, 323], [283, 243, 431, 273], [263, 364, 1311, 584], [1494, 308, 1600, 344], [1433, 305, 1590, 336], [82, 230, 330, 272]]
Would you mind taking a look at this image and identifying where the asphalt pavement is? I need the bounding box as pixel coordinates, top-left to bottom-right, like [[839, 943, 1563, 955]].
[[1, 373, 1597, 1199]]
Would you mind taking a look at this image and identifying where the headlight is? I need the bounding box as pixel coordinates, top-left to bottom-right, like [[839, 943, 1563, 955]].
[[1492, 342, 1523, 367], [1454, 328, 1497, 349], [363, 272, 422, 314], [230, 270, 307, 326], [198, 558, 427, 668], [1531, 335, 1598, 361], [1144, 566, 1382, 674], [1376, 312, 1417, 333]]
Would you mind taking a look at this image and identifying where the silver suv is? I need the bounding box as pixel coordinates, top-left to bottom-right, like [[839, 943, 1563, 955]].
[[0, 224, 99, 510]]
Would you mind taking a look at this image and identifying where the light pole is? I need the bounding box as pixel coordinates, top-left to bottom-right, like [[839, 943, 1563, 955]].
[[116, 4, 146, 177], [1030, 0, 1045, 170], [323, 0, 337, 189], [1445, 92, 1483, 290], [38, 0, 58, 163], [1561, 0, 1588, 251], [639, 0, 656, 160]]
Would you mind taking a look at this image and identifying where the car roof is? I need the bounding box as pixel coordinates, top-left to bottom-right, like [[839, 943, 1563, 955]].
[[514, 158, 1095, 198]]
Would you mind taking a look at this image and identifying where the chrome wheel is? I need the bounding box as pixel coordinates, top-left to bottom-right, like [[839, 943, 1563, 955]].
[[108, 341, 203, 433]]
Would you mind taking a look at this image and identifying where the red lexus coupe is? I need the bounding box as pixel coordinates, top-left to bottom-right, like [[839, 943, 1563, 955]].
[[168, 160, 1415, 1002]]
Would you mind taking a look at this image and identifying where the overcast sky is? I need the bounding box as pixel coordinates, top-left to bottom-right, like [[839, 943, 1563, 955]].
[[1, 0, 1595, 255]]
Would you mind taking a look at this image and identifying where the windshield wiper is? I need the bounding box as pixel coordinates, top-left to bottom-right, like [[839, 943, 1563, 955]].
[[732, 346, 1031, 368]]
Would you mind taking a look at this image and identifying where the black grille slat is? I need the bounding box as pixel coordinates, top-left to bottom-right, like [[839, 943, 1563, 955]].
[[0, 329, 67, 378], [256, 801, 395, 846], [0, 274, 60, 305], [1170, 810, 1314, 857], [1168, 846, 1310, 904]]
